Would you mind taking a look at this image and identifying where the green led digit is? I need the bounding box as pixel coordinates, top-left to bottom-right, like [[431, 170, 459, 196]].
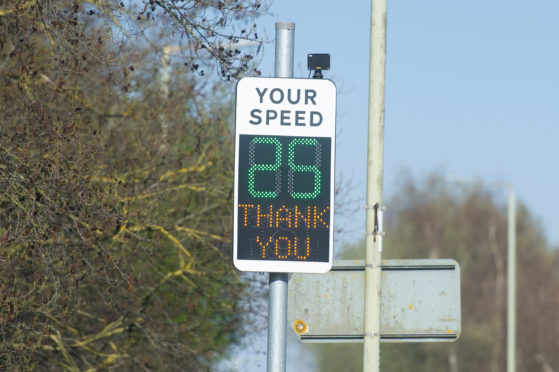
[[288, 138, 321, 199], [248, 137, 282, 198]]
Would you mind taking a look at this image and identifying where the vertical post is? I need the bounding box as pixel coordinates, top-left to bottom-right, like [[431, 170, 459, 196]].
[[363, 0, 386, 371], [159, 45, 182, 155], [267, 21, 294, 372], [507, 188, 516, 372], [275, 22, 295, 78], [159, 46, 172, 155]]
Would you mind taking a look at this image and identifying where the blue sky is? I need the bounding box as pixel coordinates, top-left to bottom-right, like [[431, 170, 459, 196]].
[[255, 0, 559, 249]]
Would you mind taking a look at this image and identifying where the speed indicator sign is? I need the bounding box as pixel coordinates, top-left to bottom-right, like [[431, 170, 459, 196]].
[[233, 77, 336, 273]]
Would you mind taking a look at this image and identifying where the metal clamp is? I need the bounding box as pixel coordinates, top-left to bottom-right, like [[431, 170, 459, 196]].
[[364, 204, 387, 211], [363, 205, 386, 250], [363, 231, 386, 236]]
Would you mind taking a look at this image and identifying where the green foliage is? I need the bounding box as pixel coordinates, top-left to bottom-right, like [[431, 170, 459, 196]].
[[0, 0, 268, 370], [309, 172, 559, 371]]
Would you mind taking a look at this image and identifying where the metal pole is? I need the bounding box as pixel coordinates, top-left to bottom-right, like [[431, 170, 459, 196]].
[[507, 188, 516, 372], [267, 274, 288, 372], [363, 0, 387, 371], [159, 46, 173, 155], [274, 22, 295, 79], [267, 21, 294, 372]]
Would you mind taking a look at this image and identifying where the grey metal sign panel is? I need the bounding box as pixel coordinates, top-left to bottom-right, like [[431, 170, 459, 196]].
[[287, 259, 461, 343]]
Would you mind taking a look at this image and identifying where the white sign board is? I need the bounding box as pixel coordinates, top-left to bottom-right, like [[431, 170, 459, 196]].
[[288, 260, 461, 342], [233, 77, 336, 273]]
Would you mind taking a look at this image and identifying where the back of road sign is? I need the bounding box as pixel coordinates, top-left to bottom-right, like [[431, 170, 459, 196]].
[[288, 259, 461, 342], [233, 77, 336, 273]]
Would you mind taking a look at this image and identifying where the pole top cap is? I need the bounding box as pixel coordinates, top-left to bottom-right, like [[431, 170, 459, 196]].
[[276, 22, 295, 30]]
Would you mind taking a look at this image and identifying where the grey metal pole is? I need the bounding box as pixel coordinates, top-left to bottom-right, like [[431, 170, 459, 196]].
[[275, 22, 295, 78], [267, 21, 294, 372], [267, 273, 288, 372], [507, 188, 516, 372], [363, 0, 386, 371]]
